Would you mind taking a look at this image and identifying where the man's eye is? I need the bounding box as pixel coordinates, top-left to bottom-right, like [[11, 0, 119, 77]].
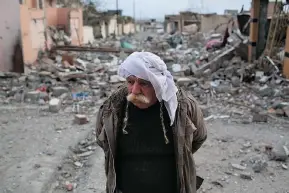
[[139, 82, 149, 87], [127, 80, 134, 84]]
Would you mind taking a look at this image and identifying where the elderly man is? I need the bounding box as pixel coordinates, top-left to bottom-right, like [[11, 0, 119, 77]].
[[96, 52, 207, 193]]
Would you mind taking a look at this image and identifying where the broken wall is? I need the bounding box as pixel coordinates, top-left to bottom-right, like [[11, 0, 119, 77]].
[[69, 9, 83, 45], [0, 0, 22, 72], [20, 5, 83, 64], [83, 26, 94, 44], [118, 23, 123, 36], [201, 14, 231, 33], [108, 16, 117, 35], [123, 23, 135, 34], [100, 21, 107, 38]]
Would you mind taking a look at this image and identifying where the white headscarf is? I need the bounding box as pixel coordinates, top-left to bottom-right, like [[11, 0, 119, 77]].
[[118, 51, 178, 125]]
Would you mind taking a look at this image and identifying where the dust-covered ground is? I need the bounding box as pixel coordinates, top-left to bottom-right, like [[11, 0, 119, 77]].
[[1, 103, 287, 193], [73, 119, 289, 193], [0, 104, 98, 193]]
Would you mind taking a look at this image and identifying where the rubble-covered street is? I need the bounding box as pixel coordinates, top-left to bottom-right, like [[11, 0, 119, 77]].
[[1, 28, 289, 193]]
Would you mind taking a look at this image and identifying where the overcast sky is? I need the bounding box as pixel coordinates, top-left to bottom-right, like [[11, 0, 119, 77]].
[[101, 0, 252, 20]]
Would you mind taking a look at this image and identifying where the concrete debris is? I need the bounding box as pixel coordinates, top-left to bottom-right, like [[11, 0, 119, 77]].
[[74, 114, 88, 125], [48, 26, 72, 46], [239, 172, 253, 180], [49, 98, 62, 113], [0, 26, 288, 128], [231, 163, 246, 171]]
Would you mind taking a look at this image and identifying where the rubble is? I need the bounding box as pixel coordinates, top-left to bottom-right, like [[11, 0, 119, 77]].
[[48, 26, 72, 46], [74, 114, 89, 125], [49, 98, 61, 113], [0, 24, 288, 127]]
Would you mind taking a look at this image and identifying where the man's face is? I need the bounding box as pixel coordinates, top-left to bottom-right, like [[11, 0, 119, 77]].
[[126, 75, 158, 109]]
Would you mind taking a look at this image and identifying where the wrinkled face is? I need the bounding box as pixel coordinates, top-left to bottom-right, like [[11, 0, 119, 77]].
[[126, 75, 158, 109]]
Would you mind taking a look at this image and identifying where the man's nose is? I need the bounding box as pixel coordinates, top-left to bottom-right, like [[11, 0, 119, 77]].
[[131, 82, 141, 94]]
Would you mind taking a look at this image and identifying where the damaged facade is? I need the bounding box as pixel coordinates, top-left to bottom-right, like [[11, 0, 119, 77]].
[[20, 0, 83, 65], [164, 11, 232, 34], [83, 10, 138, 39]]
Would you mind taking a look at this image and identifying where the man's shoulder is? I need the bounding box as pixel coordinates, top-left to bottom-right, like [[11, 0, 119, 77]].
[[101, 84, 128, 110], [177, 87, 201, 113], [177, 87, 198, 104]]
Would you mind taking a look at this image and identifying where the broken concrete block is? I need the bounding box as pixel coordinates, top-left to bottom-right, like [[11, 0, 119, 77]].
[[52, 87, 69, 97], [231, 76, 241, 87], [259, 76, 270, 83], [25, 91, 40, 103], [110, 75, 126, 83], [214, 84, 231, 93], [194, 47, 235, 75], [258, 85, 274, 97], [255, 71, 264, 80], [231, 163, 246, 170], [177, 77, 192, 86], [49, 98, 61, 113], [269, 146, 288, 162], [239, 172, 253, 180], [252, 112, 268, 122], [57, 72, 87, 82], [93, 58, 101, 64], [74, 114, 88, 125], [252, 159, 268, 173]]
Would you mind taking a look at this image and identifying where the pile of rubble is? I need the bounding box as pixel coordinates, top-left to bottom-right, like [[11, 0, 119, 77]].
[[176, 55, 289, 123], [0, 50, 126, 119], [48, 26, 72, 46], [1, 26, 288, 124]]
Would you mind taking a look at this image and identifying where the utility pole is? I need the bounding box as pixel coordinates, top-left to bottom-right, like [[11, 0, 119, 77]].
[[133, 0, 136, 32], [116, 0, 119, 36]]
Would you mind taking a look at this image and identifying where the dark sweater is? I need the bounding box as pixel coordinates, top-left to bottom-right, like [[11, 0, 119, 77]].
[[116, 102, 178, 193]]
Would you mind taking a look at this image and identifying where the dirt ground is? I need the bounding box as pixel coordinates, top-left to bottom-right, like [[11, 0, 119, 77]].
[[0, 104, 97, 193], [0, 104, 288, 193]]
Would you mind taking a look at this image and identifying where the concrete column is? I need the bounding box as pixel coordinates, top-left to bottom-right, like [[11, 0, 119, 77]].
[[283, 27, 289, 78], [257, 0, 268, 58], [248, 0, 260, 62]]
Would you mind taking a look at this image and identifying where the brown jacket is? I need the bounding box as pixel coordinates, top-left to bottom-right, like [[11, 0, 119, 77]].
[[96, 85, 207, 193]]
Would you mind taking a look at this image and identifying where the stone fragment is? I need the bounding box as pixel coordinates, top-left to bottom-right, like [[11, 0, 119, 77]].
[[214, 84, 231, 93], [231, 76, 241, 87], [52, 87, 69, 97], [231, 163, 246, 170], [110, 75, 126, 83], [239, 172, 253, 180], [177, 77, 192, 86], [252, 112, 268, 122], [252, 159, 267, 173], [25, 91, 40, 103], [74, 114, 88, 125], [268, 145, 289, 162], [258, 85, 274, 97], [49, 98, 61, 113], [77, 151, 94, 157], [281, 164, 288, 170], [74, 161, 83, 167]]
